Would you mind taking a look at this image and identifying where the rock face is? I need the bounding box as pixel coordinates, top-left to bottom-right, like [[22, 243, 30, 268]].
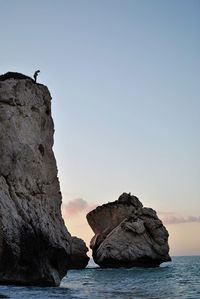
[[69, 237, 90, 269], [87, 193, 171, 268], [0, 72, 72, 286]]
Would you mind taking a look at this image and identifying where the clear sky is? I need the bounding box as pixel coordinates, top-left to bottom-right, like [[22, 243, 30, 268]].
[[1, 0, 199, 256]]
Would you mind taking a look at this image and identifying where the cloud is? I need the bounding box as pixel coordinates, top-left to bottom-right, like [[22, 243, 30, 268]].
[[61, 198, 97, 218], [61, 202, 200, 225], [159, 212, 200, 225]]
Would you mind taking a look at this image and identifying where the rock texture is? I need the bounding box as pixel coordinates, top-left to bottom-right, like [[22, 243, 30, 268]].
[[87, 193, 171, 268], [0, 72, 72, 286], [69, 237, 89, 269]]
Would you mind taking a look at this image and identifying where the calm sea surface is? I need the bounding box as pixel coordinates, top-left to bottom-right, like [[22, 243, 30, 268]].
[[0, 256, 199, 299]]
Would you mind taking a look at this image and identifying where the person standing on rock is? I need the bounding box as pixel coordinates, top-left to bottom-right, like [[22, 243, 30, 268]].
[[33, 70, 40, 82]]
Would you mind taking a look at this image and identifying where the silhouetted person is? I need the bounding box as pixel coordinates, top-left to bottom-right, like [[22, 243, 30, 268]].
[[33, 70, 40, 82]]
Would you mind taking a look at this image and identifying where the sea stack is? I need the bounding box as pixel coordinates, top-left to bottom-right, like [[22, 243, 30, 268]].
[[87, 192, 171, 268], [0, 72, 86, 286], [69, 237, 90, 270]]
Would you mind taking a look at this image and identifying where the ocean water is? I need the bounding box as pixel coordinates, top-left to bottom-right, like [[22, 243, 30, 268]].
[[0, 256, 199, 299]]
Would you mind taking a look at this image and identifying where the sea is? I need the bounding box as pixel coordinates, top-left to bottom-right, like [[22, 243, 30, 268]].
[[0, 256, 199, 299]]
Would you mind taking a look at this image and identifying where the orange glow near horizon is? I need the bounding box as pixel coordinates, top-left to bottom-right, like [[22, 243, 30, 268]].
[[167, 223, 200, 256], [63, 212, 94, 257]]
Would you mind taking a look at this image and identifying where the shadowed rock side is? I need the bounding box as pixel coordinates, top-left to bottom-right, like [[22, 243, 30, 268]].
[[0, 72, 34, 82], [69, 237, 90, 269], [0, 73, 72, 286], [87, 193, 171, 268]]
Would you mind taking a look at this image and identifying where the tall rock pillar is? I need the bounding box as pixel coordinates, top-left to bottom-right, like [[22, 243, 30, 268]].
[[0, 72, 71, 286]]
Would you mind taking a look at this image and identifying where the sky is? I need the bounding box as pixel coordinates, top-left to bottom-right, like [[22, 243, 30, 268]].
[[1, 0, 200, 256]]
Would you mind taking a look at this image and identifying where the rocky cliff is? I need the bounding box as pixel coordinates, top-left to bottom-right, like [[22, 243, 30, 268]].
[[87, 193, 171, 267], [0, 72, 75, 286]]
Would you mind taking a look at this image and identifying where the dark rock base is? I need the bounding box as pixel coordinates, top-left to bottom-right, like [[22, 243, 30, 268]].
[[96, 256, 171, 268]]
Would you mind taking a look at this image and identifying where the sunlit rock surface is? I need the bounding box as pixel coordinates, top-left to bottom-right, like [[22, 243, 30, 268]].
[[87, 193, 171, 268], [0, 72, 72, 286]]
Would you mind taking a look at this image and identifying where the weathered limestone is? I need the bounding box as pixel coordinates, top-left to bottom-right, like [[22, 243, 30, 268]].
[[0, 72, 72, 286], [87, 193, 171, 268]]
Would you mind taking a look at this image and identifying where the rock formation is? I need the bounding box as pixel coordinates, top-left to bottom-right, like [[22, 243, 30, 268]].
[[69, 237, 90, 269], [0, 72, 89, 286], [87, 193, 171, 268], [0, 72, 34, 82]]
